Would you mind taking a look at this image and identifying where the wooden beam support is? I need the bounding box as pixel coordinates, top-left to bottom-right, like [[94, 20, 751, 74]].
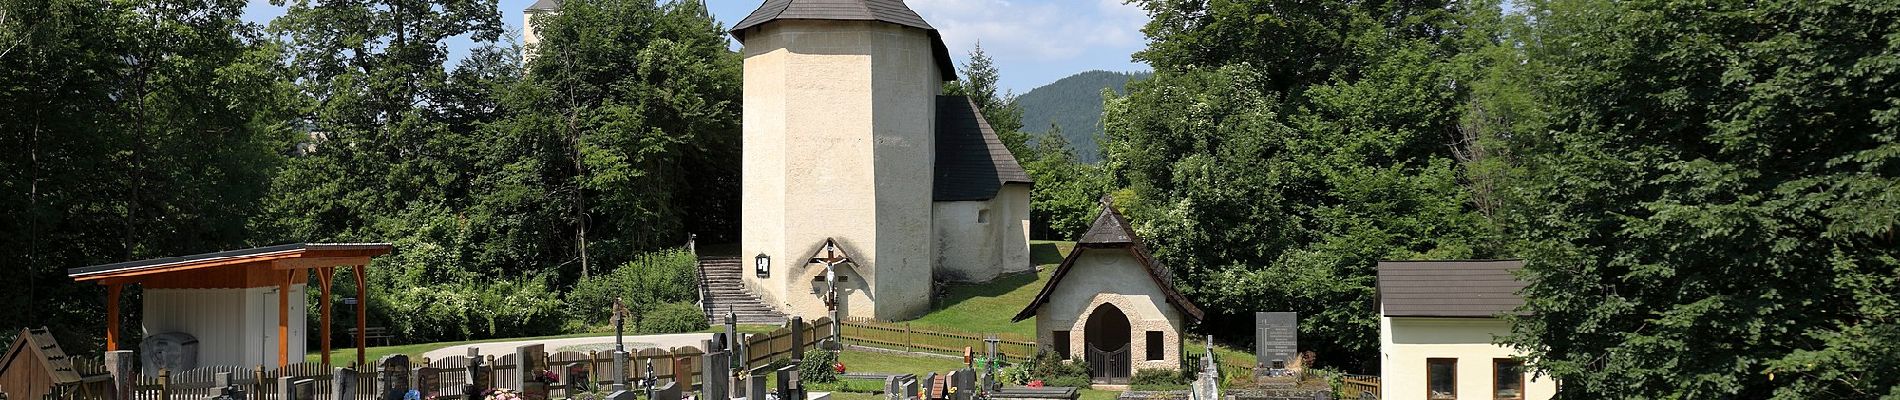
[[105, 284, 122, 351], [278, 269, 292, 367], [353, 264, 367, 366], [272, 256, 372, 270], [319, 267, 334, 367]]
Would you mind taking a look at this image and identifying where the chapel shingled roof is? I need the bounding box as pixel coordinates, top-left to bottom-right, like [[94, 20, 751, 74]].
[[0, 327, 85, 386], [935, 95, 1031, 202], [524, 0, 560, 11], [1013, 197, 1203, 322], [1376, 260, 1528, 318], [730, 0, 957, 81]]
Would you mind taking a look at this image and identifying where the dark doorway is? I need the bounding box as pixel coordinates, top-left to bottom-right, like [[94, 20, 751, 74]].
[[1084, 304, 1132, 382]]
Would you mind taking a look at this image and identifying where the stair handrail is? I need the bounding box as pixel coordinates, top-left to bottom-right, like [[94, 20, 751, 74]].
[[689, 234, 715, 322]]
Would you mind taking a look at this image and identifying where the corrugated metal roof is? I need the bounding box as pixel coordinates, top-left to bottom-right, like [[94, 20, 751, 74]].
[[934, 95, 1031, 202], [730, 0, 957, 81], [1377, 260, 1528, 318], [67, 243, 396, 278]]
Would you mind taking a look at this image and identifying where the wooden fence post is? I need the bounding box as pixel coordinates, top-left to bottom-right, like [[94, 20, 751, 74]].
[[904, 323, 912, 352], [157, 369, 170, 400]]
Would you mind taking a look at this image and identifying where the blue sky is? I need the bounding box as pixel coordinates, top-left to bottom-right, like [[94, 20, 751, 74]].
[[241, 0, 1153, 94]]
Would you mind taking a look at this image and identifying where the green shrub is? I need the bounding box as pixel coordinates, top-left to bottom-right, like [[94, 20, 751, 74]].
[[1026, 352, 1091, 388], [569, 248, 699, 323], [638, 302, 709, 333], [1130, 368, 1186, 386], [998, 362, 1031, 385], [799, 350, 841, 384]]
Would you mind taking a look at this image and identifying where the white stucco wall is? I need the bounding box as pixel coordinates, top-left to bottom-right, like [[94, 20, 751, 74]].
[[740, 20, 941, 321], [143, 287, 307, 367], [932, 184, 1033, 283], [1380, 316, 1555, 400], [1032, 248, 1183, 372]]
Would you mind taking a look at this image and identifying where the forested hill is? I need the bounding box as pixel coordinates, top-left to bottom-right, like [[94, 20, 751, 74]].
[[1016, 70, 1149, 162]]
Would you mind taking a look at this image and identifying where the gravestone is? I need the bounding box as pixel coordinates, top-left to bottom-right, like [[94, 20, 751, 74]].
[[948, 370, 975, 400], [653, 381, 681, 400], [747, 369, 769, 400], [899, 375, 920, 400], [416, 366, 440, 398], [775, 364, 802, 400], [604, 389, 637, 400], [1254, 312, 1297, 370], [278, 377, 315, 400], [332, 367, 356, 400], [921, 373, 939, 400], [882, 374, 916, 400], [464, 349, 489, 399], [516, 344, 549, 400], [378, 355, 414, 400], [564, 362, 590, 394], [140, 332, 200, 377], [702, 341, 730, 400], [210, 372, 244, 400]]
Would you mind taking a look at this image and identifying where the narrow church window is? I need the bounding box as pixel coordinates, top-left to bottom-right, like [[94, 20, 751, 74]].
[[1053, 330, 1071, 359], [1145, 331, 1165, 360], [977, 209, 990, 223]]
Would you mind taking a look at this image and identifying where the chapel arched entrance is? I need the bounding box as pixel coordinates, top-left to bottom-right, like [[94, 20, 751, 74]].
[[1084, 303, 1132, 382]]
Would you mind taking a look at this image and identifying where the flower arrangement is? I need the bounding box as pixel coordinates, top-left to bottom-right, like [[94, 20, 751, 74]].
[[832, 362, 847, 374], [484, 388, 523, 400], [1027, 380, 1044, 388], [534, 370, 560, 385]]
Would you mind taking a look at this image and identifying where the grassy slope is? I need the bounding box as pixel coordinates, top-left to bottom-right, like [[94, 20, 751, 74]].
[[903, 241, 1073, 338]]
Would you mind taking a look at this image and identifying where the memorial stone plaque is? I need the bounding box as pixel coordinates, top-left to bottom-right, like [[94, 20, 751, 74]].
[[378, 355, 414, 400], [948, 370, 975, 400], [883, 374, 915, 400], [415, 367, 440, 398], [565, 362, 590, 393], [1254, 312, 1298, 369], [653, 381, 681, 400]]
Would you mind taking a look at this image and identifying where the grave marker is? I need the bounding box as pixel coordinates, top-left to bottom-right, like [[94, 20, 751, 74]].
[[1254, 312, 1298, 370], [377, 355, 413, 400]]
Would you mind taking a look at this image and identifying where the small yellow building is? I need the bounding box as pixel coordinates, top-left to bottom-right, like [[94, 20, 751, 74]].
[[1377, 260, 1555, 400], [1015, 198, 1203, 383]]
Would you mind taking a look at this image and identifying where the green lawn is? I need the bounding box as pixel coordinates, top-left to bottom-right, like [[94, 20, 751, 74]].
[[904, 241, 1074, 339]]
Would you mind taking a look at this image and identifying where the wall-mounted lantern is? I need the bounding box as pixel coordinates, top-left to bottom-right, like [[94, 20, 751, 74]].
[[754, 253, 771, 278]]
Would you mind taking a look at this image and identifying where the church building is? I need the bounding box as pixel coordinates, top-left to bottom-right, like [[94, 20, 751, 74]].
[[525, 0, 1034, 322], [729, 0, 1033, 321]]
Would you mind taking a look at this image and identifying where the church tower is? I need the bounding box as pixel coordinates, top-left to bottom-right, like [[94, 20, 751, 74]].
[[731, 0, 958, 321]]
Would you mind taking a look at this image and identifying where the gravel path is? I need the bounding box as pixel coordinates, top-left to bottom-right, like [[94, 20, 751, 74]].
[[422, 332, 716, 360]]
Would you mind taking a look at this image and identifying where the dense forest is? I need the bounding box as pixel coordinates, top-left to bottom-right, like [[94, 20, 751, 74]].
[[0, 0, 1894, 397], [1016, 70, 1149, 162]]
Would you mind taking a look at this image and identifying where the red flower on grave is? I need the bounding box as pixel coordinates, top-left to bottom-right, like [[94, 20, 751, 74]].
[[833, 362, 847, 374], [1027, 380, 1044, 388]]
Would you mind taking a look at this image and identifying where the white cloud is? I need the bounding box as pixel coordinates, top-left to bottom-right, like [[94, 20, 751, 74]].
[[907, 0, 1149, 64]]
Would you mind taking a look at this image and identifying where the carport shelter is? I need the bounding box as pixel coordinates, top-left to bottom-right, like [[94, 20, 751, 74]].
[[1013, 197, 1202, 383], [67, 243, 393, 369]]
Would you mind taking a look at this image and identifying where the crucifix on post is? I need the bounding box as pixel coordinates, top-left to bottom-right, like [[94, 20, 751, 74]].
[[809, 239, 849, 342]]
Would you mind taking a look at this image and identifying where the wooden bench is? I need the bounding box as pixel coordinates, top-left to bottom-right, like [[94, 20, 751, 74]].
[[346, 327, 396, 346]]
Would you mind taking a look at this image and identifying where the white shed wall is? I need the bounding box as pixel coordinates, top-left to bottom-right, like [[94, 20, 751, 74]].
[[143, 287, 306, 367]]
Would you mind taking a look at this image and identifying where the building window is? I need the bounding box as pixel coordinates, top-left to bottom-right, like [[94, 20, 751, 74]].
[[1052, 330, 1070, 359], [1493, 358, 1525, 400], [1428, 358, 1457, 400], [977, 209, 990, 223], [1145, 331, 1165, 360]]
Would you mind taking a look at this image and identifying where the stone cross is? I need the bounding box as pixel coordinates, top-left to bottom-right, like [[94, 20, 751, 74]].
[[464, 348, 487, 399]]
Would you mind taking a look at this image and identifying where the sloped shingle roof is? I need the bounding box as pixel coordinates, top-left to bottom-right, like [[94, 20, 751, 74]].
[[1377, 260, 1528, 318], [524, 0, 560, 11], [1013, 197, 1203, 322], [934, 95, 1031, 202], [730, 0, 957, 81]]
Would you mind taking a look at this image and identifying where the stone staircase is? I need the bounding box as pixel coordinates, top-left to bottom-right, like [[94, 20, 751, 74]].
[[698, 256, 787, 325]]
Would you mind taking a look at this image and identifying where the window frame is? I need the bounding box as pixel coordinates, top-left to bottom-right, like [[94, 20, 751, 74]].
[[1144, 331, 1165, 361], [1492, 358, 1525, 400], [1427, 358, 1458, 400], [977, 209, 990, 224]]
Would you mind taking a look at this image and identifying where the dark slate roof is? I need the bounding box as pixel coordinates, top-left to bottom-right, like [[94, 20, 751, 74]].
[[1014, 197, 1204, 322], [68, 243, 395, 278], [524, 0, 560, 11], [1078, 200, 1136, 245], [730, 0, 957, 81], [1377, 260, 1528, 318], [732, 0, 930, 32], [934, 95, 1031, 202]]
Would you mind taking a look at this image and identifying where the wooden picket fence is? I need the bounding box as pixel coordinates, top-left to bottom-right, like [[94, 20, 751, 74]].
[[1339, 374, 1380, 399], [836, 318, 1035, 361], [741, 317, 832, 367]]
